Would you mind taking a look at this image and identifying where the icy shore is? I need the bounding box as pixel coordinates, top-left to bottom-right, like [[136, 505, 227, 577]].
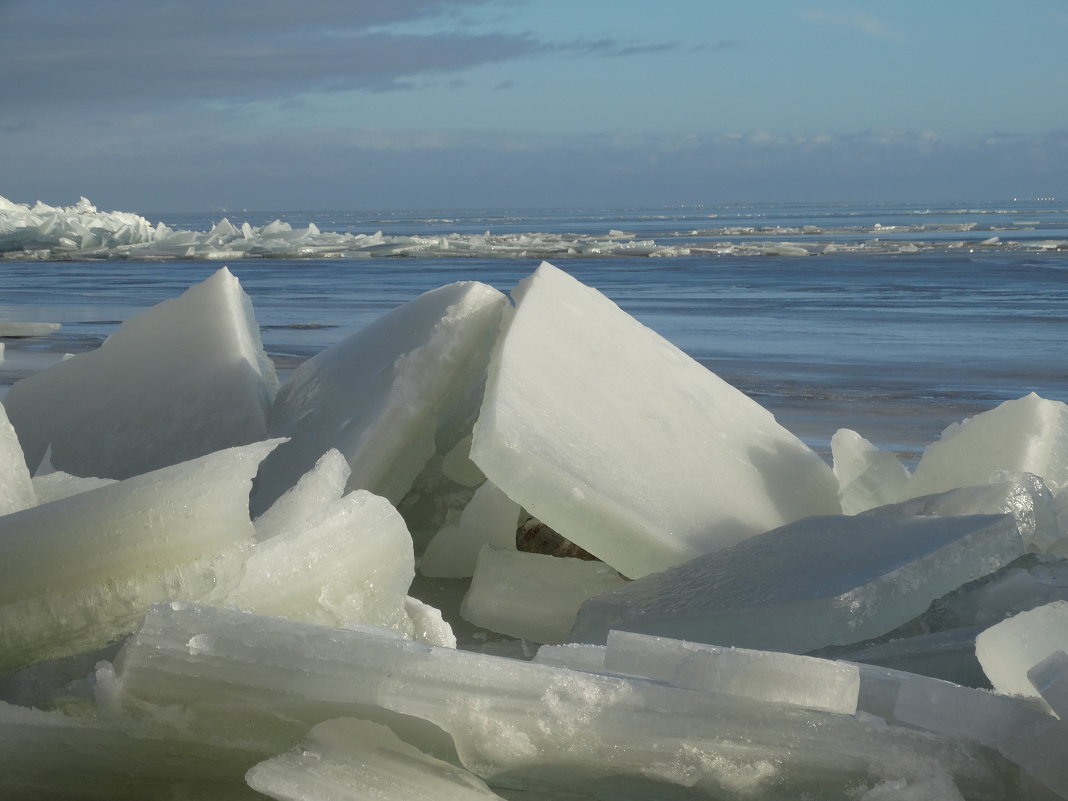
[[1, 261, 1068, 799]]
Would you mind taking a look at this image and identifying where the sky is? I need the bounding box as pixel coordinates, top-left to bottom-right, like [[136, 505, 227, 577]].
[[1, 0, 1066, 212]]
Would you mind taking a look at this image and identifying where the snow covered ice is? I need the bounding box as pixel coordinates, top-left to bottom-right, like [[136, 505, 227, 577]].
[[2, 260, 1068, 799]]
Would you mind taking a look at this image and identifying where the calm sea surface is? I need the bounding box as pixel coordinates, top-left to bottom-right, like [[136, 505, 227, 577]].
[[3, 201, 1067, 464]]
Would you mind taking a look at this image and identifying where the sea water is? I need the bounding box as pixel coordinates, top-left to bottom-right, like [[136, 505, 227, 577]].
[[2, 200, 1067, 464]]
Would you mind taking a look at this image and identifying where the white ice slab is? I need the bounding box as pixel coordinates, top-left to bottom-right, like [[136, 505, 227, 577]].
[[30, 471, 115, 505], [0, 440, 279, 673], [831, 428, 908, 514], [253, 281, 506, 515], [253, 448, 350, 542], [108, 603, 1003, 797], [420, 481, 521, 578], [246, 718, 505, 801], [471, 262, 840, 579], [905, 393, 1068, 499], [1028, 650, 1068, 720], [3, 268, 278, 479], [459, 546, 626, 644], [0, 402, 35, 515], [572, 513, 1027, 653], [0, 322, 61, 337], [603, 631, 860, 714], [975, 600, 1068, 705]]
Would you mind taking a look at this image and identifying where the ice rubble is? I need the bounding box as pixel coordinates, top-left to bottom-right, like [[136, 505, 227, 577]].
[[3, 262, 1068, 799], [3, 266, 278, 479]]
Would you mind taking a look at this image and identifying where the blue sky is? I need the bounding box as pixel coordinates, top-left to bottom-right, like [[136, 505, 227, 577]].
[[1, 0, 1066, 211]]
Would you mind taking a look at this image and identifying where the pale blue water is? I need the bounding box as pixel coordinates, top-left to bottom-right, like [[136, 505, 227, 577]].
[[3, 201, 1067, 463]]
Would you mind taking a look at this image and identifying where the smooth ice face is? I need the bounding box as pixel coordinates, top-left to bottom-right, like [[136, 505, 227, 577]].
[[831, 428, 909, 514], [603, 631, 860, 715], [253, 281, 507, 515], [0, 403, 35, 515], [0, 440, 280, 673], [420, 481, 521, 578], [571, 513, 1027, 653], [245, 718, 505, 801], [2, 268, 278, 480], [905, 393, 1068, 499], [471, 262, 840, 579], [975, 600, 1068, 705], [252, 448, 351, 542], [459, 546, 627, 644]]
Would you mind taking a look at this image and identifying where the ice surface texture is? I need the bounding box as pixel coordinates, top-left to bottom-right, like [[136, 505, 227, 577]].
[[0, 403, 35, 515], [572, 513, 1027, 652], [3, 267, 278, 479], [471, 262, 840, 579]]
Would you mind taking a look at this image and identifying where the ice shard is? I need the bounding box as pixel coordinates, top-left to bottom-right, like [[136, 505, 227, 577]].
[[2, 268, 278, 479], [831, 428, 908, 514], [253, 281, 507, 516], [459, 546, 626, 643], [419, 481, 521, 578], [245, 718, 506, 801], [0, 402, 35, 515], [0, 440, 280, 673], [975, 600, 1068, 705], [905, 393, 1068, 499], [571, 513, 1027, 653], [471, 262, 840, 579]]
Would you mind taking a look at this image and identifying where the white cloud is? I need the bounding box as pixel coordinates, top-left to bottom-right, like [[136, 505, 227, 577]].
[[803, 8, 905, 42]]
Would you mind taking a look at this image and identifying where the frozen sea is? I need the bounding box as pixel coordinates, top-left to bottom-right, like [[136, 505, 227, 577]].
[[2, 199, 1068, 465]]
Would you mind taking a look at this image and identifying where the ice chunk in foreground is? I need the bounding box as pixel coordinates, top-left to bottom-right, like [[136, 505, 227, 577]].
[[3, 268, 278, 479], [246, 718, 505, 801], [603, 631, 860, 715], [0, 403, 34, 514], [831, 428, 908, 514], [905, 393, 1068, 499], [253, 281, 507, 515], [975, 600, 1068, 705], [109, 603, 1005, 797], [471, 262, 840, 578], [572, 513, 1027, 653], [459, 546, 626, 643], [0, 440, 279, 673]]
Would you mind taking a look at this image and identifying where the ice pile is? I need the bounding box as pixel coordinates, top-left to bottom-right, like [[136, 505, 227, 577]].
[[4, 194, 1067, 261], [2, 262, 1068, 799]]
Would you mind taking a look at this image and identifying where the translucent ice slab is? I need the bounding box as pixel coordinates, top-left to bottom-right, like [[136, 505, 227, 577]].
[[471, 262, 840, 578], [1028, 650, 1068, 719], [0, 440, 279, 673], [975, 600, 1068, 705], [831, 428, 909, 514], [571, 513, 1026, 653], [0, 402, 34, 515], [905, 393, 1068, 499], [253, 281, 506, 516], [2, 268, 278, 479]]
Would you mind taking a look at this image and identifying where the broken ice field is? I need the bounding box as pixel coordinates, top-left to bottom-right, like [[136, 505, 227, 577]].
[[1, 261, 1068, 800]]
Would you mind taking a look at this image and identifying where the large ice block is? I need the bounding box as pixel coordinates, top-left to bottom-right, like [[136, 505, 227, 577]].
[[470, 262, 840, 579], [975, 600, 1068, 704], [459, 546, 626, 643], [246, 718, 506, 801], [571, 513, 1027, 653], [0, 402, 35, 515], [108, 603, 1004, 798], [253, 281, 507, 515], [904, 393, 1068, 499], [0, 440, 279, 673], [3, 268, 278, 479]]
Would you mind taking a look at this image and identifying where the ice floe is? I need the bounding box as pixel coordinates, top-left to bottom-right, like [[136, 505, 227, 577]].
[[1, 261, 1068, 800]]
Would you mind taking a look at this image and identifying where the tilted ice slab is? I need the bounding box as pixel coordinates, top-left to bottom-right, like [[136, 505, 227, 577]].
[[471, 262, 840, 579], [105, 602, 1004, 798], [831, 428, 909, 514], [419, 480, 520, 578], [253, 281, 506, 516], [246, 718, 505, 801], [1029, 650, 1068, 720], [0, 403, 35, 515], [975, 600, 1068, 707], [571, 513, 1027, 653], [459, 546, 627, 644], [3, 267, 278, 479], [0, 440, 279, 673], [905, 393, 1068, 499]]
